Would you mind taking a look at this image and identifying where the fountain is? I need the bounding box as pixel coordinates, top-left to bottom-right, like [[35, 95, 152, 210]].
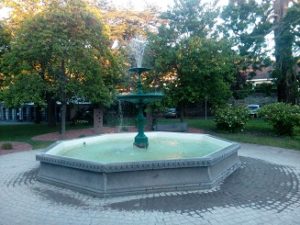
[[36, 37, 241, 197], [118, 67, 163, 148]]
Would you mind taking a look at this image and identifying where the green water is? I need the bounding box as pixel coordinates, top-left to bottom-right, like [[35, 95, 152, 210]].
[[56, 136, 230, 164]]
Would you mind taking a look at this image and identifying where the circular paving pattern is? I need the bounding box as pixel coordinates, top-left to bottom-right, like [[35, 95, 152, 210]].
[[0, 145, 300, 225]]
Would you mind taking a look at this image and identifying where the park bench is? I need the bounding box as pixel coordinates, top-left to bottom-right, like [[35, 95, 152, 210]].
[[153, 122, 188, 132]]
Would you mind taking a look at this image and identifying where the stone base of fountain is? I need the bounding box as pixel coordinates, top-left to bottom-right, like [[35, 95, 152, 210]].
[[134, 135, 148, 148], [36, 133, 240, 197], [37, 155, 240, 197]]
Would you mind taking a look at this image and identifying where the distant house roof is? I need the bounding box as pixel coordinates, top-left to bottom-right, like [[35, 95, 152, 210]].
[[247, 64, 300, 81], [245, 66, 274, 86], [247, 66, 273, 81]]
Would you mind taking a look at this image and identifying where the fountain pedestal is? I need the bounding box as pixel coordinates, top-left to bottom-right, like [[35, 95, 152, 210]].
[[118, 67, 163, 148], [134, 101, 148, 148]]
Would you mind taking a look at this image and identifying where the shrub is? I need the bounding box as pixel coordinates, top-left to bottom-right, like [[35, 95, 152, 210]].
[[215, 106, 249, 132], [259, 103, 300, 135], [1, 143, 13, 150]]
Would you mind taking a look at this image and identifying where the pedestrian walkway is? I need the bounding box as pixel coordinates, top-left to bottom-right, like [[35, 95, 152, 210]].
[[0, 144, 299, 225]]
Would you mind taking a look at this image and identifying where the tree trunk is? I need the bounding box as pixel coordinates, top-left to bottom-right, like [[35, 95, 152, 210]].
[[60, 103, 66, 136], [34, 106, 42, 124], [146, 105, 153, 131], [274, 0, 297, 103], [179, 101, 184, 122], [277, 79, 287, 102], [59, 59, 67, 138], [93, 106, 104, 134], [47, 96, 56, 127]]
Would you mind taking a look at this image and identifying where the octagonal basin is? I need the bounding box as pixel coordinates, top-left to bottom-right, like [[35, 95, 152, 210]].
[[36, 132, 240, 197]]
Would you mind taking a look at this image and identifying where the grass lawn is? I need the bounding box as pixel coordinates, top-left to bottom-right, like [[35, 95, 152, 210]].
[[1, 118, 299, 150], [186, 118, 300, 150], [0, 123, 91, 149]]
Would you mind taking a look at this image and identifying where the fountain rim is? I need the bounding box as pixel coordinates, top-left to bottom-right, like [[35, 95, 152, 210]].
[[36, 132, 240, 173]]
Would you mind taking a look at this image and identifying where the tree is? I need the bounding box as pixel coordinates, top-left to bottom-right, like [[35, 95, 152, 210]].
[[145, 0, 236, 120], [161, 0, 219, 38], [222, 0, 300, 103], [2, 0, 54, 35], [0, 22, 10, 98], [148, 34, 236, 120], [2, 0, 121, 135], [273, 0, 300, 103]]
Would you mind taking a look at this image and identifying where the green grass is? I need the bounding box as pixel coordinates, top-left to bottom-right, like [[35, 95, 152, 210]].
[[1, 118, 299, 151], [184, 118, 300, 150], [0, 123, 91, 149]]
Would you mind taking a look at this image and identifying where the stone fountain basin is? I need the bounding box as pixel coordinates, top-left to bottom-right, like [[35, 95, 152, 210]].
[[36, 132, 240, 197]]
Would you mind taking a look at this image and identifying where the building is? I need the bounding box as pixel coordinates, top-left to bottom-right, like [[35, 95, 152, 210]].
[[0, 103, 38, 122], [246, 67, 274, 86]]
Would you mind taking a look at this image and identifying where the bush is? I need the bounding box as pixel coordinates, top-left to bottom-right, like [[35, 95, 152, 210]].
[[1, 143, 13, 150], [215, 106, 249, 132], [259, 103, 300, 135]]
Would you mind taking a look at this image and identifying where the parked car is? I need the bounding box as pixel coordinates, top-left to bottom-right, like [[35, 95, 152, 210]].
[[247, 104, 260, 118], [164, 108, 178, 118]]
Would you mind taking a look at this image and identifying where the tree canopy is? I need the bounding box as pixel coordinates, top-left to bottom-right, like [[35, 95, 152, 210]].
[[0, 0, 299, 128], [222, 0, 300, 103], [1, 0, 122, 132], [145, 0, 237, 120]]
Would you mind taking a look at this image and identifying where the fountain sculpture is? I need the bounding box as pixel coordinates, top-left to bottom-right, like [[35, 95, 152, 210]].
[[118, 67, 163, 148], [36, 37, 240, 197]]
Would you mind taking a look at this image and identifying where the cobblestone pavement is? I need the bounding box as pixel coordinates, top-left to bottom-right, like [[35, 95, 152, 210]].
[[0, 143, 300, 225]]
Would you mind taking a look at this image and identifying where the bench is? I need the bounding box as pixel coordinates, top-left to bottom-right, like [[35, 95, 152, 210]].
[[153, 122, 188, 132]]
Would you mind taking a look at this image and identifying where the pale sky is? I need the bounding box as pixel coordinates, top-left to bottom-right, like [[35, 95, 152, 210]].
[[0, 0, 228, 18], [110, 0, 228, 11], [110, 0, 175, 11], [0, 7, 10, 20]]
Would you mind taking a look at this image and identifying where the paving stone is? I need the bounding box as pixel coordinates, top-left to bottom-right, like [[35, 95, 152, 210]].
[[0, 144, 300, 225]]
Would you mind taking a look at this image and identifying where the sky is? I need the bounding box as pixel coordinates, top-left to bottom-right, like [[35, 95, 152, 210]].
[[0, 0, 175, 18], [110, 0, 229, 11], [0, 0, 229, 18], [0, 7, 10, 20], [110, 0, 175, 11]]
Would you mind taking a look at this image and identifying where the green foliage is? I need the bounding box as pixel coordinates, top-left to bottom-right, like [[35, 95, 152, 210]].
[[146, 1, 237, 114], [0, 22, 10, 57], [161, 0, 219, 38], [1, 143, 13, 150], [273, 2, 300, 103], [2, 0, 122, 108], [2, 73, 46, 107], [221, 0, 272, 58], [0, 22, 11, 99], [214, 106, 249, 132], [259, 102, 300, 135], [222, 0, 300, 103]]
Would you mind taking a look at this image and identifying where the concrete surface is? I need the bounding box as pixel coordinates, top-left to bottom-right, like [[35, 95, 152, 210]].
[[0, 143, 299, 225]]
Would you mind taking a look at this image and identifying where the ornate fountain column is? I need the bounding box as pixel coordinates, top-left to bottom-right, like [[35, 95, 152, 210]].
[[134, 100, 148, 148], [118, 67, 163, 149], [134, 68, 148, 148]]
